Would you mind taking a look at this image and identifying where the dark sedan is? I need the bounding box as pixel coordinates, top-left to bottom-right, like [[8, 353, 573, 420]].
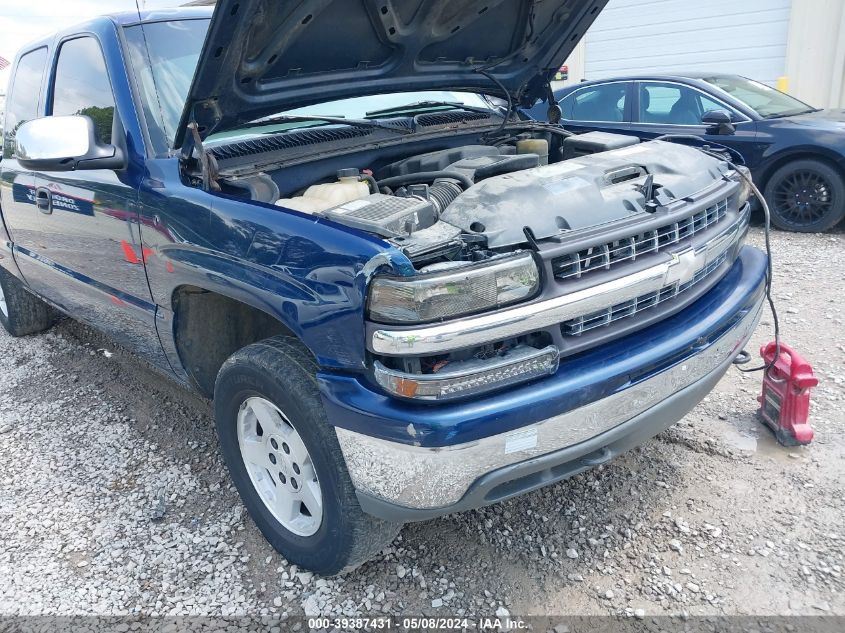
[[525, 74, 845, 232]]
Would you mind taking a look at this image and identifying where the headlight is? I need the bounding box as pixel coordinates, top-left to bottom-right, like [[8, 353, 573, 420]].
[[731, 166, 753, 207], [368, 252, 540, 324]]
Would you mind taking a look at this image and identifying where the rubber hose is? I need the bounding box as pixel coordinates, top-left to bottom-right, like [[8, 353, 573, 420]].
[[361, 174, 378, 194], [376, 171, 474, 191], [428, 180, 463, 213]]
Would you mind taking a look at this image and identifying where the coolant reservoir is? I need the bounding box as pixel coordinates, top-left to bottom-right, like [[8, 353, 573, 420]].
[[516, 139, 549, 165], [276, 168, 370, 213]]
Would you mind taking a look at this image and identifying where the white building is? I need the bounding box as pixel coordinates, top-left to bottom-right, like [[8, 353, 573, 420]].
[[560, 0, 845, 109]]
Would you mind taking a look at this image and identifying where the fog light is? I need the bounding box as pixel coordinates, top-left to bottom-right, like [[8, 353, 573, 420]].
[[374, 345, 559, 401]]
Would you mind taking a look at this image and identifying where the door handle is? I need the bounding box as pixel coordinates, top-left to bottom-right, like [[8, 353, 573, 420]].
[[35, 187, 52, 214]]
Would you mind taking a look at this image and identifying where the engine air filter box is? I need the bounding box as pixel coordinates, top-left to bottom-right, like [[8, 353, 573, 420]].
[[322, 193, 437, 237]]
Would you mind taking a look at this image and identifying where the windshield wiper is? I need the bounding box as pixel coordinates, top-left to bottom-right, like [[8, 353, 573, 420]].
[[232, 114, 413, 134], [763, 107, 822, 119], [364, 100, 502, 118]]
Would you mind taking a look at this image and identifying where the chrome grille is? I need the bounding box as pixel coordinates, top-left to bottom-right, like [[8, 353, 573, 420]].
[[552, 198, 729, 281], [561, 251, 729, 336]]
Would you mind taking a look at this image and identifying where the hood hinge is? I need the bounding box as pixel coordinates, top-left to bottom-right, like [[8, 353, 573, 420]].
[[545, 79, 562, 124], [186, 121, 221, 192], [519, 72, 561, 124]]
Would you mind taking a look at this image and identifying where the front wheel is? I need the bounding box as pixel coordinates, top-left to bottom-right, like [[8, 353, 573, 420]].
[[214, 336, 401, 575], [764, 159, 845, 232]]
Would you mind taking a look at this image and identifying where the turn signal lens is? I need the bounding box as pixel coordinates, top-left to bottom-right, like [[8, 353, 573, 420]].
[[373, 345, 559, 401]]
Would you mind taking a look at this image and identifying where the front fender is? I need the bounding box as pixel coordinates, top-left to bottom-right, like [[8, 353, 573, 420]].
[[754, 126, 845, 183], [138, 160, 412, 372]]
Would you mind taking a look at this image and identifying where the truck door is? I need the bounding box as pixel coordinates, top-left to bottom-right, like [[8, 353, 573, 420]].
[[0, 47, 50, 270], [18, 34, 170, 369]]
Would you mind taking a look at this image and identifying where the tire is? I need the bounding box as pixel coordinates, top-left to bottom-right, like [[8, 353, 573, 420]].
[[764, 158, 845, 232], [0, 267, 55, 337], [214, 335, 402, 576]]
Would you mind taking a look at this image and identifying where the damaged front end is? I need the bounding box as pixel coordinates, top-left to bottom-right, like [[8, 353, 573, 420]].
[[186, 97, 751, 404], [352, 138, 752, 401]]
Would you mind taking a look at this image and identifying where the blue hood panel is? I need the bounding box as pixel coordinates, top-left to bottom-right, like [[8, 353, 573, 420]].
[[177, 0, 607, 146], [783, 108, 845, 130]]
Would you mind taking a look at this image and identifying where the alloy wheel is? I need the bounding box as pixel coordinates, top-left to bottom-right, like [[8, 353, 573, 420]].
[[772, 169, 835, 227], [236, 396, 323, 536]]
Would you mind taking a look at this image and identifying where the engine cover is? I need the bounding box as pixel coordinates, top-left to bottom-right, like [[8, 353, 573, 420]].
[[439, 140, 728, 248]]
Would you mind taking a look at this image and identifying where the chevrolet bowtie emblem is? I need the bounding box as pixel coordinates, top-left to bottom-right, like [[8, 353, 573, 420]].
[[667, 249, 700, 286]]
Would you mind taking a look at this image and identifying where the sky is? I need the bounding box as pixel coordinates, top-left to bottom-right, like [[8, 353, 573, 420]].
[[0, 0, 186, 92]]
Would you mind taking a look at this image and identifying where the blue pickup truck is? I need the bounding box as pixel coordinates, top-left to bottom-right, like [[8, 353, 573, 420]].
[[0, 0, 765, 575]]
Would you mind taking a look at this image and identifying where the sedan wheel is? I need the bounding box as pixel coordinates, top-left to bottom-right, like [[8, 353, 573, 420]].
[[765, 159, 845, 232]]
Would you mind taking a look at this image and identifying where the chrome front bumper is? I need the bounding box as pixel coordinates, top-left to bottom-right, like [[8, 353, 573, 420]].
[[337, 295, 763, 514]]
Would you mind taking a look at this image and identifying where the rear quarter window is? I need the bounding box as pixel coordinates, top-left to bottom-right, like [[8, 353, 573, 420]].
[[3, 47, 49, 159]]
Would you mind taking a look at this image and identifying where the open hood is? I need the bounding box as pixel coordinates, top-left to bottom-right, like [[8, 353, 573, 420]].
[[176, 0, 607, 148]]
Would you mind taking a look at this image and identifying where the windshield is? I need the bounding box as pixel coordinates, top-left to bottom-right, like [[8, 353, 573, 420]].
[[124, 18, 496, 155], [209, 92, 496, 143], [701, 76, 816, 119], [124, 19, 209, 154]]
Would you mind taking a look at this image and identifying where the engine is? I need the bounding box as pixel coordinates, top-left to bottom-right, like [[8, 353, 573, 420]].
[[269, 133, 728, 266], [274, 144, 543, 238]]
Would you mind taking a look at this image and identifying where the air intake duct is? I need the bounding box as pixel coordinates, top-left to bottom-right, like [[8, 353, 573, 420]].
[[429, 180, 463, 213]]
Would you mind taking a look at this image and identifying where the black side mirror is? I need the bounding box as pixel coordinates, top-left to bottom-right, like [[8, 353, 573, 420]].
[[702, 109, 736, 136], [15, 115, 126, 172]]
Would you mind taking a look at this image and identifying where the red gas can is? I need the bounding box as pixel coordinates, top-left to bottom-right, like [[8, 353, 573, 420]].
[[757, 342, 817, 446]]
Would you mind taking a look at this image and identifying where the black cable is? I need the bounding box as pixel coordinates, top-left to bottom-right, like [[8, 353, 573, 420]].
[[476, 69, 513, 140], [652, 134, 745, 165], [655, 135, 781, 374]]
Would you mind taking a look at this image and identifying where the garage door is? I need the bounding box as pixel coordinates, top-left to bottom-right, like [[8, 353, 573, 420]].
[[585, 0, 792, 86]]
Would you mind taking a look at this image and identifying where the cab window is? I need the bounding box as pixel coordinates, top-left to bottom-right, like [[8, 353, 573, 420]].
[[3, 47, 48, 158], [561, 83, 627, 122], [50, 37, 116, 144]]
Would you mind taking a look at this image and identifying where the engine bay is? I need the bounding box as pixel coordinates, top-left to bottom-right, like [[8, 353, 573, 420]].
[[213, 128, 733, 269], [200, 123, 746, 386], [272, 141, 550, 245]]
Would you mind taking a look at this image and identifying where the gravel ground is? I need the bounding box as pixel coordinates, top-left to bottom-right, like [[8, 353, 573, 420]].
[[0, 226, 843, 621]]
